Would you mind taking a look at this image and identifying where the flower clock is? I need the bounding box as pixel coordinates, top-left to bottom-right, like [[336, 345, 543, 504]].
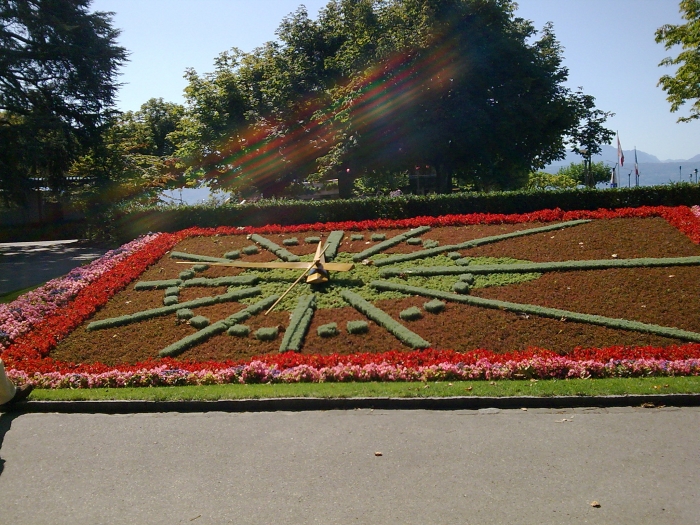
[[3, 205, 700, 387]]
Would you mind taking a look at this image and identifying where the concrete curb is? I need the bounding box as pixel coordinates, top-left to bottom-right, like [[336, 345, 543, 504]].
[[2, 393, 700, 414]]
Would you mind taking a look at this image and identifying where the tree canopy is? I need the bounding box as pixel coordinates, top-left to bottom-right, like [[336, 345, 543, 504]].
[[175, 0, 592, 197], [0, 0, 127, 205], [655, 0, 700, 122]]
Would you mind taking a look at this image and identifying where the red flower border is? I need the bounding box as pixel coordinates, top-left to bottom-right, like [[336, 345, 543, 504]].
[[3, 205, 700, 375]]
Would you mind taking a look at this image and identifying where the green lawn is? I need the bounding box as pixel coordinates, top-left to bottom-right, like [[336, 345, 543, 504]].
[[28, 376, 700, 402], [0, 284, 41, 303]]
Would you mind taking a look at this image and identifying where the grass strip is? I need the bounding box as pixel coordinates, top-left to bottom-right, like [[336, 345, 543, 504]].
[[87, 287, 262, 331], [134, 279, 183, 290], [371, 280, 700, 343], [340, 289, 430, 349], [159, 295, 279, 357], [170, 251, 232, 264], [324, 230, 345, 261], [373, 219, 590, 266], [0, 284, 42, 303], [379, 256, 700, 277], [352, 226, 431, 262], [24, 376, 700, 401], [279, 294, 317, 352], [250, 234, 300, 262], [181, 275, 259, 287]]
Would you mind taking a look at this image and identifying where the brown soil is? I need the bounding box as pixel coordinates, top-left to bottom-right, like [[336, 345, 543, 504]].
[[51, 217, 700, 365]]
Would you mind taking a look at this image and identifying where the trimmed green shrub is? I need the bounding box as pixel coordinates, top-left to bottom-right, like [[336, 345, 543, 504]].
[[189, 316, 210, 329], [193, 264, 209, 272], [456, 256, 700, 274], [249, 234, 300, 261], [324, 230, 345, 260], [406, 237, 422, 245], [170, 251, 231, 264], [353, 226, 431, 262], [340, 290, 430, 348], [370, 280, 700, 343], [227, 324, 250, 337], [88, 287, 261, 331], [222, 295, 279, 327], [176, 308, 194, 320], [452, 281, 471, 294], [279, 294, 316, 352], [179, 269, 195, 280], [242, 245, 259, 255], [456, 257, 471, 266], [304, 236, 321, 244], [163, 296, 179, 306], [181, 275, 259, 288], [317, 322, 339, 337], [283, 237, 299, 246], [370, 233, 387, 242], [350, 234, 364, 241], [134, 279, 182, 290], [224, 250, 240, 260], [422, 239, 439, 249], [255, 326, 279, 341], [424, 299, 445, 313], [400, 306, 422, 321], [447, 252, 462, 260], [164, 287, 180, 297], [347, 320, 369, 334], [373, 220, 590, 266], [459, 273, 476, 285]]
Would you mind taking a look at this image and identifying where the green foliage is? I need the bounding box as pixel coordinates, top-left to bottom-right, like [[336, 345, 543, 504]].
[[189, 316, 210, 329], [460, 273, 475, 285], [317, 322, 339, 338], [0, 0, 127, 206], [527, 171, 579, 190], [283, 237, 299, 246], [406, 238, 422, 245], [180, 275, 259, 288], [249, 234, 300, 261], [422, 239, 439, 249], [656, 1, 700, 122], [452, 281, 471, 294], [193, 264, 209, 272], [423, 299, 445, 313], [352, 170, 409, 196], [279, 294, 317, 352], [255, 327, 279, 341], [399, 306, 422, 321], [113, 185, 700, 241], [134, 279, 182, 290], [341, 290, 430, 349], [456, 256, 700, 274], [447, 252, 462, 260], [371, 280, 700, 343], [350, 234, 364, 241], [242, 245, 259, 255], [324, 230, 345, 261], [176, 309, 195, 320], [227, 324, 250, 337], [370, 234, 387, 242], [346, 320, 369, 334], [354, 226, 430, 262], [304, 236, 321, 244], [170, 251, 231, 263], [163, 296, 179, 306], [224, 250, 240, 260], [87, 288, 261, 331], [179, 269, 195, 280]]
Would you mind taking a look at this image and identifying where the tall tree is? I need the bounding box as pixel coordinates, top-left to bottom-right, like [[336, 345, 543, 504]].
[[655, 0, 700, 122], [0, 0, 127, 205]]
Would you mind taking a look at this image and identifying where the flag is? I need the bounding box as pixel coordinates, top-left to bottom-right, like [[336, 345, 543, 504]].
[[634, 148, 639, 176], [617, 135, 624, 167]]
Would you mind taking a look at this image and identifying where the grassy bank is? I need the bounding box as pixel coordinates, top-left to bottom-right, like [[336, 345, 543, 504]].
[[27, 376, 700, 402]]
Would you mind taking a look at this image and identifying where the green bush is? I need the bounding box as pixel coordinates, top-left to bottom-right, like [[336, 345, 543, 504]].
[[164, 287, 180, 297], [224, 250, 240, 260], [193, 264, 209, 272], [317, 322, 339, 337], [406, 237, 422, 245], [448, 252, 462, 260], [283, 237, 299, 246], [249, 234, 300, 262], [424, 299, 445, 313], [354, 226, 430, 262], [324, 230, 345, 260], [178, 269, 195, 280], [350, 234, 364, 241], [227, 324, 250, 337], [452, 281, 471, 294], [305, 236, 321, 244], [134, 279, 182, 290], [242, 245, 259, 255], [279, 294, 316, 352], [347, 320, 369, 334], [255, 326, 279, 341], [189, 316, 210, 329], [176, 308, 194, 320], [370, 233, 386, 242], [399, 306, 422, 321], [460, 273, 475, 285], [422, 239, 439, 249], [163, 296, 179, 306]]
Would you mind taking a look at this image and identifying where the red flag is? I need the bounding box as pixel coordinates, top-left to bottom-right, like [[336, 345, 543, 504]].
[[617, 136, 624, 167]]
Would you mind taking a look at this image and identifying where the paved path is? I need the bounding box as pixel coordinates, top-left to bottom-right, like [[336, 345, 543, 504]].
[[0, 240, 110, 294], [1, 407, 698, 524]]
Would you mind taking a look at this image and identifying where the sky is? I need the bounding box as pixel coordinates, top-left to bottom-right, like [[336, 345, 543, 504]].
[[91, 0, 699, 162]]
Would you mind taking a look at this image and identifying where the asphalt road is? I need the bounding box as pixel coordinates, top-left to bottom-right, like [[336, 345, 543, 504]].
[[0, 239, 109, 295], [1, 406, 698, 524]]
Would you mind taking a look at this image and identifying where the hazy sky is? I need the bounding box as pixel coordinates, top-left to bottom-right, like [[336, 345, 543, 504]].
[[91, 0, 698, 161]]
